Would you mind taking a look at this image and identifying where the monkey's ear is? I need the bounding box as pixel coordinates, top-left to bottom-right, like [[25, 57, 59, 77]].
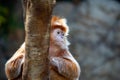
[[51, 16, 69, 36]]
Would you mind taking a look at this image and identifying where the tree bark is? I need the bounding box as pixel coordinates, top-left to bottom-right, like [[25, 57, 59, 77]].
[[22, 0, 55, 80]]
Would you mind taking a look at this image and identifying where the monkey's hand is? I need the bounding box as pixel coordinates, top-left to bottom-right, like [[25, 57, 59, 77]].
[[50, 57, 79, 79], [5, 55, 24, 80]]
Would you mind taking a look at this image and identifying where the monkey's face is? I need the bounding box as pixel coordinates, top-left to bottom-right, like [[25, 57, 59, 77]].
[[51, 28, 66, 48], [51, 28, 65, 42]]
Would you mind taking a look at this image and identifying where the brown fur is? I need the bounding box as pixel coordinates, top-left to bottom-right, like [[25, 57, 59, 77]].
[[51, 16, 67, 33]]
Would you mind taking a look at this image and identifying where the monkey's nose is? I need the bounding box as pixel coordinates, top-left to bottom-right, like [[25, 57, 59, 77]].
[[61, 36, 63, 39]]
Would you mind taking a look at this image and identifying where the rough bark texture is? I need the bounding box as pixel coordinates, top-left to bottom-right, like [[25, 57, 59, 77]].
[[22, 0, 55, 80]]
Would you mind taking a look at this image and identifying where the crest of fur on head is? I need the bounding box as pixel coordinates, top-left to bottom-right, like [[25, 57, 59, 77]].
[[51, 16, 69, 36]]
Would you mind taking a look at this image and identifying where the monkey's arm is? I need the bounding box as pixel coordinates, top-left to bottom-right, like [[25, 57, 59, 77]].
[[50, 56, 80, 80], [5, 43, 25, 80]]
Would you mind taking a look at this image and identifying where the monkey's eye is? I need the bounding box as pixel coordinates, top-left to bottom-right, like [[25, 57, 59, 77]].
[[57, 32, 60, 34]]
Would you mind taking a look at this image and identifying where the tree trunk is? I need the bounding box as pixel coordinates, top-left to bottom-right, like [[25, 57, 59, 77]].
[[22, 0, 55, 80]]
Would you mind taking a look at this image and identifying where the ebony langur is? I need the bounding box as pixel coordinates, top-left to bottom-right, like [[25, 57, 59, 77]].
[[5, 16, 80, 80]]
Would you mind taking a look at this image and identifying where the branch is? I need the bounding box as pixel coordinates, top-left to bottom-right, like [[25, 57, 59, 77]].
[[22, 0, 55, 80]]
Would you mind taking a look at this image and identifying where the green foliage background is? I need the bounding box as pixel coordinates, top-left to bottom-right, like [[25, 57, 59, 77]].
[[0, 1, 24, 40]]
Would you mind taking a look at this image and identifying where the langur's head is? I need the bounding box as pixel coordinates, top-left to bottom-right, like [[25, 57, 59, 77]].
[[50, 16, 70, 48]]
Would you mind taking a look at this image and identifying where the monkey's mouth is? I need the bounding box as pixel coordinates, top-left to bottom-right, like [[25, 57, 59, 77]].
[[56, 41, 66, 47]]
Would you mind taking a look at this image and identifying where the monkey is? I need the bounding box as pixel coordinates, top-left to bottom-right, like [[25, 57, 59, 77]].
[[5, 16, 80, 80], [5, 42, 25, 80], [49, 16, 80, 80]]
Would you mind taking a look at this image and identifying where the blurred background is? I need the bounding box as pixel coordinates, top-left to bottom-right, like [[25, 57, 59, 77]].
[[0, 0, 120, 80]]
